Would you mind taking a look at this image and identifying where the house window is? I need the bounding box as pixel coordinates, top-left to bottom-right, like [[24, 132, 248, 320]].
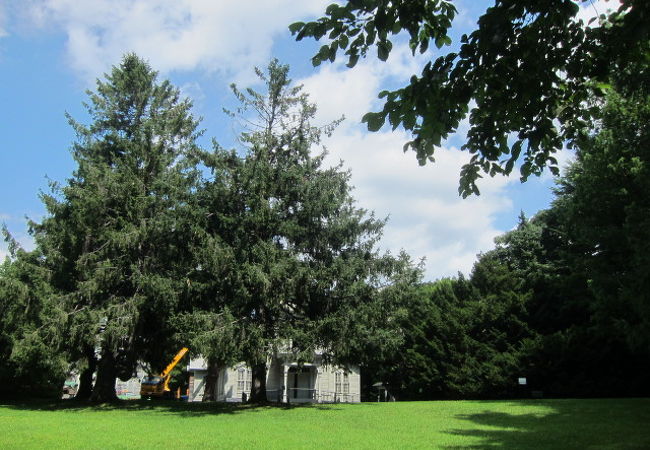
[[237, 367, 252, 394], [335, 371, 350, 395]]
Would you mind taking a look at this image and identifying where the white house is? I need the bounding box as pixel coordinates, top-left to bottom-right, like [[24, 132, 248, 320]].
[[187, 351, 361, 403]]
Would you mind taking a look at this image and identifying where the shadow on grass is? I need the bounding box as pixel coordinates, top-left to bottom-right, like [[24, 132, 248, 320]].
[[0, 397, 361, 417], [443, 398, 650, 449]]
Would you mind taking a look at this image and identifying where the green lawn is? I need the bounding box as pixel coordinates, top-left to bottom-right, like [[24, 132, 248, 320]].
[[1, 398, 649, 449]]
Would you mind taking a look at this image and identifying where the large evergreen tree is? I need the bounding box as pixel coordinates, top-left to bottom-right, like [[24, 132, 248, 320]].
[[33, 54, 201, 402], [192, 60, 416, 402]]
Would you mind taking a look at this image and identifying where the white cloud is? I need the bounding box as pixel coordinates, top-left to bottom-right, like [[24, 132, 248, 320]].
[[180, 81, 206, 106], [322, 128, 513, 279], [299, 54, 516, 280], [302, 63, 381, 124], [301, 40, 436, 123], [26, 0, 329, 82], [0, 3, 8, 38]]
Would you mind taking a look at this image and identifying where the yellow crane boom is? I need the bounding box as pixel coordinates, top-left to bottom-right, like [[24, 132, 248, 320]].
[[161, 347, 189, 378]]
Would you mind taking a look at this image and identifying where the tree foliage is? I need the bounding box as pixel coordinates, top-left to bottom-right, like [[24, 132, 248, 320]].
[[370, 265, 532, 400], [367, 85, 650, 399], [5, 47, 648, 402], [32, 54, 202, 401], [292, 0, 649, 196], [555, 89, 650, 356], [0, 233, 68, 397], [191, 60, 418, 402]]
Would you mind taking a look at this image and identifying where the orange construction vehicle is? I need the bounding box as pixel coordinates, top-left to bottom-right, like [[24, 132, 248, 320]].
[[140, 347, 189, 399]]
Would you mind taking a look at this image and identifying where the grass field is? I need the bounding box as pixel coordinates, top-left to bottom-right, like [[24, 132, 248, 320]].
[[1, 398, 649, 449]]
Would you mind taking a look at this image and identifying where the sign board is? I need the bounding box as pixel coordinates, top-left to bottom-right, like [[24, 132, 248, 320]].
[[518, 377, 527, 385]]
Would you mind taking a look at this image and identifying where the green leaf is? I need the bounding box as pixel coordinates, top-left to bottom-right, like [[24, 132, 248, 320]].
[[329, 28, 341, 40], [347, 54, 360, 68], [328, 43, 338, 63], [511, 140, 523, 160], [325, 3, 339, 16], [288, 22, 305, 35], [377, 41, 390, 61], [388, 110, 401, 130], [339, 34, 349, 50], [318, 45, 330, 58], [403, 112, 416, 130], [313, 23, 327, 39], [362, 112, 386, 132], [366, 28, 377, 46]]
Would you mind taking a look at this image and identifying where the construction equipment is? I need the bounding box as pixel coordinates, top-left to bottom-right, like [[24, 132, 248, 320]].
[[140, 347, 189, 399]]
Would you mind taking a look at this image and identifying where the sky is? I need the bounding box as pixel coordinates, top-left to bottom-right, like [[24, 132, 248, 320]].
[[0, 0, 615, 280]]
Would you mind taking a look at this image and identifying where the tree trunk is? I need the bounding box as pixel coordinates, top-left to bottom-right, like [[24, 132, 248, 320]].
[[74, 348, 97, 401], [90, 347, 118, 402], [202, 358, 221, 402], [248, 362, 267, 403]]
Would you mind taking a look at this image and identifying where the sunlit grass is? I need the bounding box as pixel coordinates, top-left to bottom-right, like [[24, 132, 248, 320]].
[[1, 398, 648, 448]]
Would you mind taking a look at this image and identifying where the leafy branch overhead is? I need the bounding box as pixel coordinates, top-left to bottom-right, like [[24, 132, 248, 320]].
[[291, 0, 649, 196]]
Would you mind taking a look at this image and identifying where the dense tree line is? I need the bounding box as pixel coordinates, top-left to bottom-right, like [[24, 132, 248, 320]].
[[294, 0, 650, 400], [366, 87, 650, 399]]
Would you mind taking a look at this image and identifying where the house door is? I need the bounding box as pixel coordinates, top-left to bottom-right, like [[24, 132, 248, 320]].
[[290, 367, 314, 400]]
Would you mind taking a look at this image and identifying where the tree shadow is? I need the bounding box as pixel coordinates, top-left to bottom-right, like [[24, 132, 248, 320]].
[[443, 398, 650, 449], [0, 397, 354, 417]]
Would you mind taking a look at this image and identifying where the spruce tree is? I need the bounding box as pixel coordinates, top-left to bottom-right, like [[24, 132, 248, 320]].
[[194, 60, 415, 402], [34, 54, 201, 402]]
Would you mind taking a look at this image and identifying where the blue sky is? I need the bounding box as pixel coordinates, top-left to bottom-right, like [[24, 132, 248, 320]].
[[1, 1, 609, 280]]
